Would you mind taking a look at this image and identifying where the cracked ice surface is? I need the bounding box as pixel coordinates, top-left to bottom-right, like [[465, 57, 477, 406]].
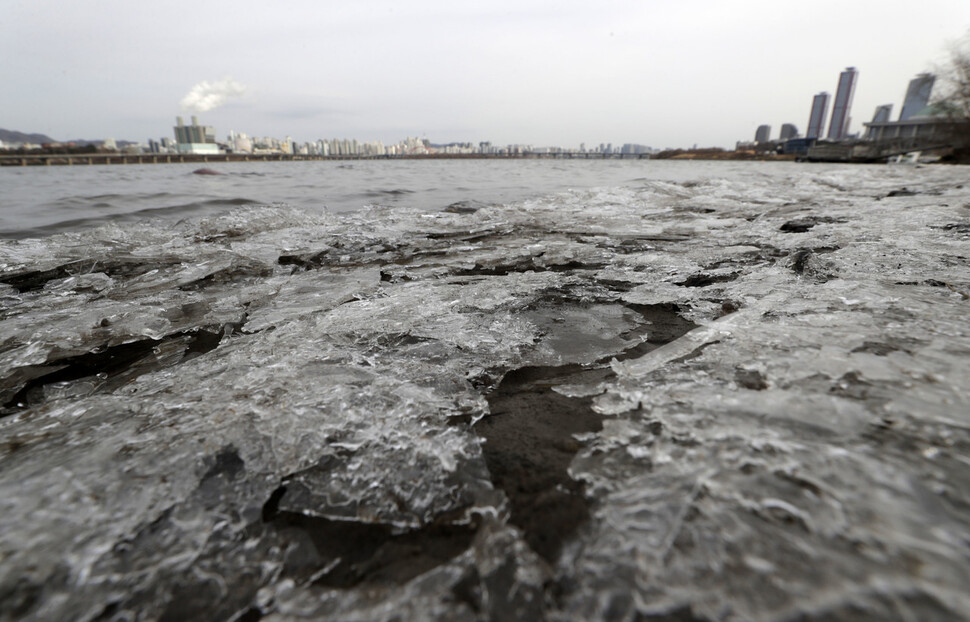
[[1, 163, 969, 621]]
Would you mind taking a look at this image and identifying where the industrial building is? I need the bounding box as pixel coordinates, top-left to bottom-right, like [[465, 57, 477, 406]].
[[174, 116, 219, 155]]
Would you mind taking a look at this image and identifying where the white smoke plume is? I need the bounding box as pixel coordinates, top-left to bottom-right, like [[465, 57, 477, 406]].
[[180, 77, 247, 113]]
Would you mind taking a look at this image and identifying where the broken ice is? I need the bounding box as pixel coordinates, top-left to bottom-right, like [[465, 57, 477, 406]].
[[1, 163, 969, 621]]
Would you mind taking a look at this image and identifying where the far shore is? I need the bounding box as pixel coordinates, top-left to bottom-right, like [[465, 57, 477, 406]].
[[7, 147, 965, 166], [0, 149, 802, 167]]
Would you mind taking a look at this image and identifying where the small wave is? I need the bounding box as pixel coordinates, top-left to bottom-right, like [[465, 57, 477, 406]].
[[80, 193, 135, 201], [1, 198, 264, 239], [202, 197, 262, 206], [360, 189, 416, 198], [48, 192, 187, 209], [83, 192, 178, 201]]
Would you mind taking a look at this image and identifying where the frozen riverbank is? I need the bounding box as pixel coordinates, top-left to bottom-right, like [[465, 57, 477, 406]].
[[1, 165, 969, 620]]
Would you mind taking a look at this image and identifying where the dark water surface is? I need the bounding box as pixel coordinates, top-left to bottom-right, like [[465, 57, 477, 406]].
[[0, 158, 786, 238]]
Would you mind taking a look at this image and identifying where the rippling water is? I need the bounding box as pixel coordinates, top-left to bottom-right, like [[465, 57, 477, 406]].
[[2, 158, 808, 238]]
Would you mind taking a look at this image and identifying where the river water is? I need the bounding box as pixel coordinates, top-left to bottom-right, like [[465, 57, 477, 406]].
[[4, 158, 806, 238]]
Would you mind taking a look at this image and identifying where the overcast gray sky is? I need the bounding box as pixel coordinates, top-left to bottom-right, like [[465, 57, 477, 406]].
[[3, 0, 970, 149]]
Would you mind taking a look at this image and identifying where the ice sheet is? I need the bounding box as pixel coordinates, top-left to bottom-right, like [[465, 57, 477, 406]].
[[1, 164, 969, 621]]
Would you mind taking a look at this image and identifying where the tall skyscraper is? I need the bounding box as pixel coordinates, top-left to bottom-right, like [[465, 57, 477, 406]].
[[779, 123, 799, 141], [807, 92, 830, 139], [899, 73, 935, 121], [827, 67, 858, 140], [871, 104, 893, 124], [755, 125, 772, 143]]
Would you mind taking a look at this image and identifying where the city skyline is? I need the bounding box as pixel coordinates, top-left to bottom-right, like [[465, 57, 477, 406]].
[[0, 61, 950, 154], [3, 1, 970, 149], [157, 115, 659, 156]]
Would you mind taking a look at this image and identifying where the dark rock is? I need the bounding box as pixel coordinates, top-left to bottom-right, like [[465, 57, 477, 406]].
[[735, 368, 768, 391], [1, 323, 236, 416], [267, 511, 475, 588], [674, 272, 739, 287], [790, 249, 814, 273], [474, 304, 696, 562], [941, 223, 970, 235], [781, 216, 846, 233], [780, 219, 817, 233], [788, 248, 837, 281], [443, 200, 488, 214]]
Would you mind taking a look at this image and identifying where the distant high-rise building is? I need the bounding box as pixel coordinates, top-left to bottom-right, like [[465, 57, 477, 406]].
[[827, 67, 858, 140], [755, 125, 772, 143], [871, 104, 893, 124], [779, 123, 799, 140], [807, 92, 830, 139], [899, 73, 935, 121]]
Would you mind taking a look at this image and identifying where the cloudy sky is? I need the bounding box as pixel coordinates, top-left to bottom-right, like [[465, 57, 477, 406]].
[[3, 0, 970, 149]]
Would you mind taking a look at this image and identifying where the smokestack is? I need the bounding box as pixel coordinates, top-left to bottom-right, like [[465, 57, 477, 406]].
[[191, 116, 199, 127], [176, 116, 184, 127]]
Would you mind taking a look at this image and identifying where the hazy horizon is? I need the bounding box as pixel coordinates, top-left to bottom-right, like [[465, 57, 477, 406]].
[[4, 0, 970, 149]]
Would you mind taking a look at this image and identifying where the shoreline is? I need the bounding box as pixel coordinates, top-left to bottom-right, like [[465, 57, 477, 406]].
[[0, 150, 800, 167]]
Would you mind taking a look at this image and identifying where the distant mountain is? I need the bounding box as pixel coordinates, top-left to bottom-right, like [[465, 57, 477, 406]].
[[0, 128, 57, 144], [0, 130, 140, 148]]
